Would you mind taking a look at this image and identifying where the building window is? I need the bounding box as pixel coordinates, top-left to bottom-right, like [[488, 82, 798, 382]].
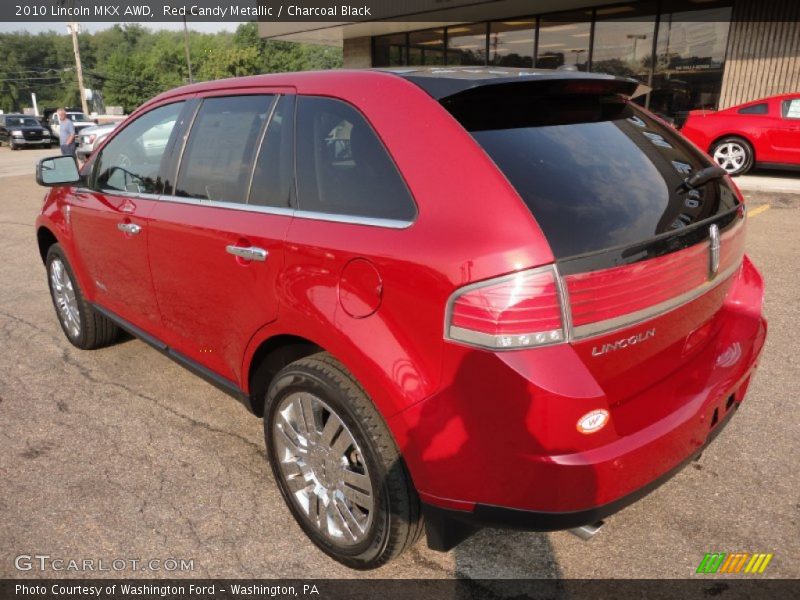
[[536, 12, 592, 71], [489, 20, 535, 67], [409, 28, 445, 66], [447, 23, 488, 65], [591, 2, 657, 87], [370, 1, 733, 120], [650, 3, 732, 120], [373, 33, 407, 67]]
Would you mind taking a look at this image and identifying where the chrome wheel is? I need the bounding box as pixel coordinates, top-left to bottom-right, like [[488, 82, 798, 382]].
[[713, 142, 747, 174], [49, 257, 81, 338], [272, 392, 374, 546]]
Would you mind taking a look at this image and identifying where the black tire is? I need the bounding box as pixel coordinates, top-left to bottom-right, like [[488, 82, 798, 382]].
[[9, 141, 18, 151], [710, 136, 754, 176], [45, 244, 119, 349], [264, 352, 423, 569]]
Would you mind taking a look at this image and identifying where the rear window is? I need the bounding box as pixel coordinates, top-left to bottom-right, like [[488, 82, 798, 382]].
[[447, 92, 739, 259]]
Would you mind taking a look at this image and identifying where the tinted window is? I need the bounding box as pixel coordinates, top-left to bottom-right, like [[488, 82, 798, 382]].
[[449, 93, 739, 258], [176, 95, 274, 203], [738, 103, 768, 115], [94, 102, 183, 195], [782, 99, 800, 119], [250, 95, 295, 208], [295, 97, 416, 222]]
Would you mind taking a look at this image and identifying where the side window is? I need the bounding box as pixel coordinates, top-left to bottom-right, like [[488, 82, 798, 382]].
[[295, 96, 416, 222], [782, 99, 800, 119], [250, 95, 295, 208], [94, 102, 184, 195], [737, 103, 768, 115], [175, 95, 274, 204]]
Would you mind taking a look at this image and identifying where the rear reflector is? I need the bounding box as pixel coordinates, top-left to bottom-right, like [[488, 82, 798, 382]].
[[445, 266, 565, 350]]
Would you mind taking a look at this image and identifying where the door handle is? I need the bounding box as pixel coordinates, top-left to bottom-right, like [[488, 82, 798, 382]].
[[226, 245, 268, 262], [117, 222, 142, 235]]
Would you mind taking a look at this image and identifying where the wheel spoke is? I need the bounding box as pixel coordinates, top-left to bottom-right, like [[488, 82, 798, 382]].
[[319, 414, 342, 448], [342, 468, 370, 492], [299, 394, 318, 439], [333, 496, 361, 540], [341, 483, 372, 510]]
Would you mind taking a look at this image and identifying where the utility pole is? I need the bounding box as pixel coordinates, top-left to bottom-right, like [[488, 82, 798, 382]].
[[183, 16, 194, 84], [67, 22, 90, 115]]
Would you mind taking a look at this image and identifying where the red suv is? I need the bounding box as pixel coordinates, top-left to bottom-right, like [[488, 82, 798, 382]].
[[35, 68, 766, 569]]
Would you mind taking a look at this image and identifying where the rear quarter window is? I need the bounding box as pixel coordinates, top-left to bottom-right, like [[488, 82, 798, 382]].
[[295, 96, 416, 223]]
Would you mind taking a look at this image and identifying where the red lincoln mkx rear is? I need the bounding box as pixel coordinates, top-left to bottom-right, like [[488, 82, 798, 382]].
[[34, 68, 766, 568]]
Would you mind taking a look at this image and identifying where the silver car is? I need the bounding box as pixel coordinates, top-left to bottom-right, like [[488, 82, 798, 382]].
[[76, 122, 120, 160]]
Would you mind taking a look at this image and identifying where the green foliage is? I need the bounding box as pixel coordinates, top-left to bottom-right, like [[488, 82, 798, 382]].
[[0, 23, 343, 114]]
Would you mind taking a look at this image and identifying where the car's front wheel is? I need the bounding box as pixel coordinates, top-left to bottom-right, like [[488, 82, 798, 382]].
[[711, 136, 754, 175], [265, 353, 423, 569], [46, 244, 119, 349]]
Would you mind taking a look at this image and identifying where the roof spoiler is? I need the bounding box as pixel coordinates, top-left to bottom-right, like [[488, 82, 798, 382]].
[[402, 72, 649, 101]]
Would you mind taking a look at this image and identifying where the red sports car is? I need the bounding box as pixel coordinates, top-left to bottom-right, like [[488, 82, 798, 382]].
[[681, 93, 800, 175]]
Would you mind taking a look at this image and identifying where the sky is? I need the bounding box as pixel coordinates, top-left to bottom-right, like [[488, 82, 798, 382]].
[[0, 21, 242, 34]]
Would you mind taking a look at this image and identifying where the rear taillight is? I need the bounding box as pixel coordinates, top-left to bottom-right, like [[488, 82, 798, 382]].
[[445, 266, 565, 350]]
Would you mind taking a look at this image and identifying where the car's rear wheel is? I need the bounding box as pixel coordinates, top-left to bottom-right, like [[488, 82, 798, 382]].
[[264, 353, 422, 569], [46, 244, 119, 349], [711, 137, 754, 175]]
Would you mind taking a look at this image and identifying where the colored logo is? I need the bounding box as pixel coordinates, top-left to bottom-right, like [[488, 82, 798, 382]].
[[696, 552, 774, 574], [576, 409, 609, 434]]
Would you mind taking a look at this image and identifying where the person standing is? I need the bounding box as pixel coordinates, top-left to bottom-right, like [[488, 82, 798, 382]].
[[57, 108, 76, 156]]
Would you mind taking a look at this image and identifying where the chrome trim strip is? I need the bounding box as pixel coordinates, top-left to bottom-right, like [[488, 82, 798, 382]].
[[154, 194, 295, 217], [291, 210, 412, 229], [553, 263, 573, 343], [448, 325, 565, 350], [571, 257, 743, 340]]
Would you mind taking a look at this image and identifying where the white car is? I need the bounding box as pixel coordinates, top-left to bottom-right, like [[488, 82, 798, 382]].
[[49, 111, 96, 140], [76, 122, 120, 160]]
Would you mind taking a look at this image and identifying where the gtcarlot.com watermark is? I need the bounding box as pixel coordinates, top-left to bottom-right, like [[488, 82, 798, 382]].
[[14, 554, 194, 572]]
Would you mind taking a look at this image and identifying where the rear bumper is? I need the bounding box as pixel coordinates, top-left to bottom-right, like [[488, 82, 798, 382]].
[[421, 386, 744, 550], [391, 256, 767, 543]]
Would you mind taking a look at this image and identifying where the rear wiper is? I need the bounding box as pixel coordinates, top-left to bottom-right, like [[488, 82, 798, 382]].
[[678, 165, 727, 192]]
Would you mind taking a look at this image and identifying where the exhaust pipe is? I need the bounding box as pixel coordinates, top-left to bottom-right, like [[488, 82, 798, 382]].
[[569, 521, 604, 541]]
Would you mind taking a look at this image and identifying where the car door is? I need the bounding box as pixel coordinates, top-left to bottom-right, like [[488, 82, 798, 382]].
[[69, 101, 188, 331], [147, 91, 295, 383], [769, 96, 800, 164]]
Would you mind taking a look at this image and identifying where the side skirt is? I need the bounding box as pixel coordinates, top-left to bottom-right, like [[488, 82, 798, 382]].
[[93, 304, 255, 413]]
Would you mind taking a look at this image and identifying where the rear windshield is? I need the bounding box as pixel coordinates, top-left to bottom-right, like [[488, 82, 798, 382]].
[[447, 92, 739, 259]]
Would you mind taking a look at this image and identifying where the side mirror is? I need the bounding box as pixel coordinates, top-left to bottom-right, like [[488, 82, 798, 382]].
[[36, 156, 81, 187]]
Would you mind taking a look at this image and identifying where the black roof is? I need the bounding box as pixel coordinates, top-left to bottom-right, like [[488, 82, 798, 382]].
[[379, 67, 645, 100]]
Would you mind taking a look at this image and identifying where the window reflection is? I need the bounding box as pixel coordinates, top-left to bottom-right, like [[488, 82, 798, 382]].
[[409, 29, 445, 66], [537, 14, 591, 71], [373, 33, 407, 67], [489, 21, 535, 67], [651, 7, 732, 122], [592, 3, 657, 83], [447, 23, 488, 65]]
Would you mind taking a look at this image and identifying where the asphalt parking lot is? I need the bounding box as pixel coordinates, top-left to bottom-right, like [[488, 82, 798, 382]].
[[0, 146, 798, 580]]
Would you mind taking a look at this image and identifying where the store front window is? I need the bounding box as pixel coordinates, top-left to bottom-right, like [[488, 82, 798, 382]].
[[536, 14, 592, 71], [651, 5, 733, 122], [373, 33, 407, 67], [408, 28, 445, 66], [371, 1, 732, 120], [447, 23, 488, 65], [489, 20, 535, 67]]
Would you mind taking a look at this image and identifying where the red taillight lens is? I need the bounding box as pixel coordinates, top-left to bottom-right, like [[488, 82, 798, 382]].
[[446, 266, 565, 350]]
